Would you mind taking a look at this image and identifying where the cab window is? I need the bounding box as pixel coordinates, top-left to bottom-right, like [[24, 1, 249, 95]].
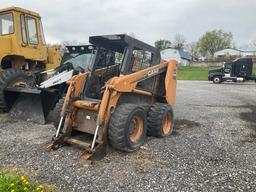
[[20, 14, 27, 43], [94, 48, 117, 69], [131, 49, 153, 72], [27, 17, 38, 44], [0, 13, 14, 35], [39, 20, 46, 45]]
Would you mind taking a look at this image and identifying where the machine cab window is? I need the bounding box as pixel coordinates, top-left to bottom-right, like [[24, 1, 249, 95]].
[[94, 48, 117, 69], [26, 16, 38, 44], [20, 14, 27, 43], [62, 45, 95, 73], [0, 12, 14, 35], [39, 20, 46, 45], [131, 49, 153, 72]]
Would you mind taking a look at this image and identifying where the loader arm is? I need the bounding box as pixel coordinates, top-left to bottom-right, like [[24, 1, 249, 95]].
[[106, 60, 177, 102], [54, 72, 88, 138], [55, 64, 120, 139]]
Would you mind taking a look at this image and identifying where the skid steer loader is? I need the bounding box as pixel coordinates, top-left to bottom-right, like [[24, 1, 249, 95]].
[[7, 45, 95, 124], [0, 7, 62, 113], [49, 34, 177, 160]]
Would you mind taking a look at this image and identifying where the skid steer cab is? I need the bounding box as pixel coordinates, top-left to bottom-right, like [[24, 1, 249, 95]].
[[208, 57, 256, 84], [49, 34, 177, 160]]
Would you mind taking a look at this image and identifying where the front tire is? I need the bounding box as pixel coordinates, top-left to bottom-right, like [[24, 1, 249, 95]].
[[147, 103, 174, 137], [108, 104, 147, 152], [213, 76, 222, 84], [0, 69, 33, 112]]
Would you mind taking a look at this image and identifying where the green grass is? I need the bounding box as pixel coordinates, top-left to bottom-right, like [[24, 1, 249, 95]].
[[253, 66, 256, 75], [178, 65, 256, 80], [177, 66, 210, 80], [0, 166, 55, 192]]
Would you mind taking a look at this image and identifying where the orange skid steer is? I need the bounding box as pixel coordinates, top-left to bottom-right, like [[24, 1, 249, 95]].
[[49, 34, 177, 160]]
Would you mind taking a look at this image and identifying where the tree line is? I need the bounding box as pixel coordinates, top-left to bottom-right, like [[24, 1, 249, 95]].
[[155, 29, 255, 59]]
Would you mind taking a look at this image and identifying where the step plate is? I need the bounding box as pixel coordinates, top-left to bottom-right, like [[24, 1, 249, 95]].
[[65, 138, 91, 149]]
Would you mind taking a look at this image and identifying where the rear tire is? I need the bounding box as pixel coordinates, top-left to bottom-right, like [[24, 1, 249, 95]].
[[147, 103, 174, 137], [47, 97, 65, 128], [108, 104, 147, 152], [213, 76, 222, 84], [0, 69, 33, 112]]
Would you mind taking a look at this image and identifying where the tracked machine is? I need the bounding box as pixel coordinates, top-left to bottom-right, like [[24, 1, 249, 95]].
[[49, 34, 177, 160]]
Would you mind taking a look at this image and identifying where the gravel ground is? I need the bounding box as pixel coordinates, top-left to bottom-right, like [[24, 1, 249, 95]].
[[0, 80, 256, 192]]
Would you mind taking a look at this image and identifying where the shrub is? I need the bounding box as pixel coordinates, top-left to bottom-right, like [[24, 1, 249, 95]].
[[0, 168, 55, 192]]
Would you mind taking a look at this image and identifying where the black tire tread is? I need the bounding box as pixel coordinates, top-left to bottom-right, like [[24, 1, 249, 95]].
[[108, 104, 146, 152], [147, 103, 174, 137], [0, 69, 32, 113]]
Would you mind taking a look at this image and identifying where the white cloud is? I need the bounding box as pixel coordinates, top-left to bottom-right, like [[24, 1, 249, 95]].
[[1, 0, 255, 46]]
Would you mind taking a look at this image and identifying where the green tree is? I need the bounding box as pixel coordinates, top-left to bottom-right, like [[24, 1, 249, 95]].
[[197, 30, 233, 56], [154, 39, 171, 50]]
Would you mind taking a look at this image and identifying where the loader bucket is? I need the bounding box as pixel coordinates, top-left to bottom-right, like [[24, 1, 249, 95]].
[[4, 87, 59, 124]]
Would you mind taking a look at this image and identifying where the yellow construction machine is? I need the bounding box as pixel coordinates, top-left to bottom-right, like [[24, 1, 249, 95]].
[[0, 7, 62, 112], [49, 34, 177, 160]]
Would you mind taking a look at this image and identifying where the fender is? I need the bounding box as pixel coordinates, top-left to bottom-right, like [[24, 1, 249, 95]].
[[165, 60, 177, 105]]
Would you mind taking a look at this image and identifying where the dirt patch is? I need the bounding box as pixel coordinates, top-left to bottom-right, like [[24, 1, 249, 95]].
[[113, 170, 129, 181], [239, 106, 256, 143], [174, 119, 200, 130], [130, 150, 158, 174], [172, 119, 200, 136], [240, 106, 256, 124], [171, 130, 180, 136], [240, 133, 256, 143]]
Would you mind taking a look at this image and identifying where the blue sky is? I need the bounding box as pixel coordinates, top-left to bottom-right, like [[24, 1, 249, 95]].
[[1, 0, 255, 47]]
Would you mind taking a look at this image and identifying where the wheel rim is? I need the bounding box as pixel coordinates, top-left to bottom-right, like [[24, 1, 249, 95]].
[[129, 115, 144, 143], [162, 112, 172, 135], [214, 77, 220, 83]]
